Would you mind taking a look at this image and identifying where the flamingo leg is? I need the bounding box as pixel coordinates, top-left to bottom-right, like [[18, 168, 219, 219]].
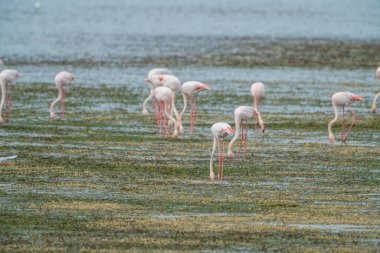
[[152, 95, 157, 117], [220, 139, 225, 183], [217, 139, 221, 183], [341, 105, 345, 142], [61, 87, 65, 119], [156, 101, 162, 137], [343, 106, 358, 143], [190, 95, 198, 137], [163, 103, 170, 138], [8, 82, 12, 126], [238, 120, 243, 158], [3, 82, 8, 124], [243, 120, 248, 159]]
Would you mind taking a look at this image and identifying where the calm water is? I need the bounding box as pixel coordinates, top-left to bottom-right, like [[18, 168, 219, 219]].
[[1, 0, 380, 64]]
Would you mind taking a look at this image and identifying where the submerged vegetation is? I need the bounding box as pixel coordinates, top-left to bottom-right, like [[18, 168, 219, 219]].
[[0, 72, 379, 252]]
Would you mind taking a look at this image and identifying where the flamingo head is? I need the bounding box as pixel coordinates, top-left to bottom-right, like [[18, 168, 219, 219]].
[[329, 133, 335, 144], [144, 75, 163, 87], [15, 72, 22, 78], [350, 95, 363, 102], [372, 104, 377, 113], [222, 127, 235, 136], [194, 83, 211, 93], [69, 75, 75, 81]]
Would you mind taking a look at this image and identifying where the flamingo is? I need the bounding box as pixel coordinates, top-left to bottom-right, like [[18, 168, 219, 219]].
[[328, 92, 363, 144], [144, 74, 180, 129], [251, 82, 265, 138], [142, 68, 173, 116], [228, 106, 265, 158], [179, 81, 211, 136], [50, 71, 75, 120], [153, 86, 179, 138], [0, 69, 22, 125], [371, 66, 380, 113], [210, 122, 234, 183]]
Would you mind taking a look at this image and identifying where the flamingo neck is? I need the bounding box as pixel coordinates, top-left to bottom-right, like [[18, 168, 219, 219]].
[[179, 92, 187, 117], [0, 80, 6, 113], [372, 91, 380, 111], [328, 101, 339, 136], [228, 116, 241, 154], [253, 96, 258, 111]]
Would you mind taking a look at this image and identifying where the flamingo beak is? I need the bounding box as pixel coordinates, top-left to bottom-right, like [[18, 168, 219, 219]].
[[226, 127, 234, 135], [203, 83, 211, 91], [144, 78, 152, 84], [17, 73, 22, 78]]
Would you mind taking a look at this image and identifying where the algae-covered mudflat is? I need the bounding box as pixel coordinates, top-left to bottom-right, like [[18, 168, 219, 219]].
[[0, 65, 379, 252]]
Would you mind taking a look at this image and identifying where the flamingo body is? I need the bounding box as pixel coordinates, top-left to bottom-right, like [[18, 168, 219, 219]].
[[50, 71, 75, 120], [251, 82, 265, 111], [228, 106, 265, 158], [153, 86, 179, 138], [210, 122, 234, 183], [179, 81, 211, 136], [143, 68, 173, 116], [328, 91, 363, 144], [0, 69, 21, 124]]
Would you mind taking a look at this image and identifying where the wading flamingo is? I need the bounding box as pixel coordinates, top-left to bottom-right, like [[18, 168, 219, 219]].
[[328, 92, 363, 144], [371, 66, 380, 113], [145, 74, 180, 129], [210, 122, 234, 183], [0, 69, 22, 125], [179, 81, 211, 136], [228, 106, 265, 158], [143, 68, 173, 116], [251, 82, 265, 138], [50, 71, 75, 120], [153, 86, 179, 138]]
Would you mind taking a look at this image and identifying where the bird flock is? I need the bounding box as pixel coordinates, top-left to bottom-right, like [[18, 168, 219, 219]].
[[1, 65, 380, 183]]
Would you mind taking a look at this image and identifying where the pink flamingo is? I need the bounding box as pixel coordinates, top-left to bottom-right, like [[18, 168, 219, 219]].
[[153, 86, 179, 138], [371, 66, 380, 113], [210, 122, 234, 183], [143, 68, 173, 116], [328, 92, 363, 144], [50, 71, 75, 120], [251, 82, 265, 138], [228, 106, 265, 158], [144, 74, 180, 129], [0, 69, 22, 125], [179, 81, 211, 136]]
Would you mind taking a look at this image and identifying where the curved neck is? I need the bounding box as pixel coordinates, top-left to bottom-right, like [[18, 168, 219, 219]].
[[179, 92, 187, 117], [171, 96, 179, 119], [372, 92, 380, 111], [228, 116, 241, 154], [328, 101, 339, 136], [253, 96, 258, 111], [0, 80, 6, 114]]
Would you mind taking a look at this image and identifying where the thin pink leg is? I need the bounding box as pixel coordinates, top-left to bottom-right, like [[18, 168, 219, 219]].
[[238, 120, 243, 158], [243, 120, 248, 159], [61, 88, 65, 119], [8, 83, 12, 126], [164, 103, 170, 138], [190, 95, 196, 137], [3, 83, 8, 124], [157, 101, 163, 137], [220, 140, 225, 183], [343, 106, 358, 143], [217, 139, 221, 183], [341, 106, 345, 142]]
